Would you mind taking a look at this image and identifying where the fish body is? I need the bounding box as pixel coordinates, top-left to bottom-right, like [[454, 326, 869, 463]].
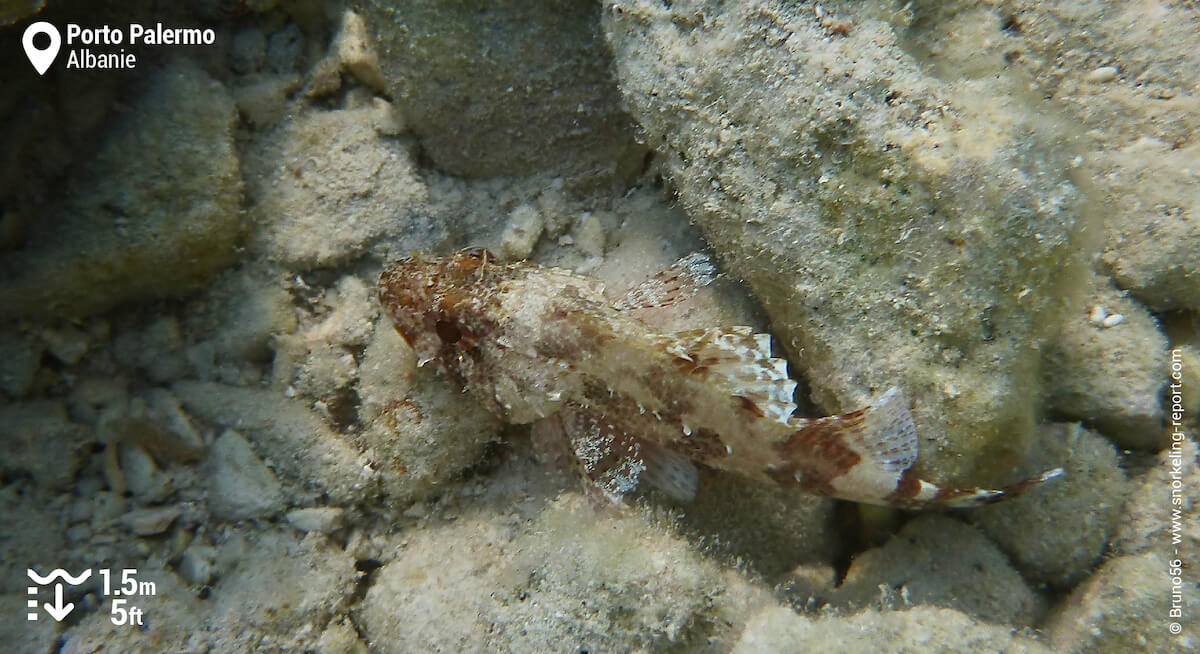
[[379, 250, 1061, 508]]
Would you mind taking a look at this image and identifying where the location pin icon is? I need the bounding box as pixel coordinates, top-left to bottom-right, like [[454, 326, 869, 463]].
[[22, 22, 61, 76]]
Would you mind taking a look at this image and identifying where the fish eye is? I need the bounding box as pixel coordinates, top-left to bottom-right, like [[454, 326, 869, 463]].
[[435, 319, 462, 344]]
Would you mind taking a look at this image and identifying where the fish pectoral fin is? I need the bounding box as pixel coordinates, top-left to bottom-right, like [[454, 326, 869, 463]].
[[561, 406, 698, 503]]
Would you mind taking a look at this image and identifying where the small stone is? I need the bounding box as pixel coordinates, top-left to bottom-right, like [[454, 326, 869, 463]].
[[574, 213, 607, 258], [65, 523, 91, 545], [90, 491, 127, 526], [119, 505, 182, 536], [499, 204, 545, 261], [1088, 305, 1107, 325], [208, 429, 285, 521], [335, 10, 387, 92], [317, 617, 369, 654], [286, 507, 346, 533], [177, 545, 217, 586], [42, 325, 90, 365], [118, 444, 172, 502], [1083, 66, 1119, 83], [1100, 313, 1125, 328]]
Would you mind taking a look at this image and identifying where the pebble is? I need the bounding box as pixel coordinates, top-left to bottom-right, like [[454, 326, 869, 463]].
[[178, 545, 217, 586], [286, 507, 346, 533], [1084, 66, 1119, 83], [119, 505, 182, 536], [208, 429, 285, 521]]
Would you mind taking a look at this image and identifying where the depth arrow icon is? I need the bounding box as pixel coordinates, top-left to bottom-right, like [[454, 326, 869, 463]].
[[44, 583, 73, 622]]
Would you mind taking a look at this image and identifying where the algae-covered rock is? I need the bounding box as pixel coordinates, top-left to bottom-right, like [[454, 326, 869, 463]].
[[0, 61, 243, 318], [1043, 274, 1168, 449], [829, 514, 1045, 627], [244, 103, 444, 269], [359, 366, 502, 507], [0, 400, 91, 491], [1095, 139, 1200, 312], [361, 497, 740, 652], [362, 0, 638, 182], [1047, 552, 1197, 654], [605, 0, 1083, 485], [676, 472, 835, 579], [1113, 439, 1199, 558], [733, 605, 1053, 654], [969, 423, 1128, 588], [60, 529, 357, 652], [208, 429, 286, 521], [988, 0, 1200, 311], [171, 380, 372, 506]]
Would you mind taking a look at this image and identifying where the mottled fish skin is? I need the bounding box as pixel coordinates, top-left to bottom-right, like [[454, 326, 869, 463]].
[[379, 250, 1063, 508]]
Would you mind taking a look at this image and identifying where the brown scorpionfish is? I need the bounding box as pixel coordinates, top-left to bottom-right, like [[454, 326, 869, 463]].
[[379, 249, 1062, 508]]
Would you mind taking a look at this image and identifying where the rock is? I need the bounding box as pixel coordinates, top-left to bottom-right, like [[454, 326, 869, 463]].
[[0, 594, 57, 654], [61, 530, 355, 652], [111, 316, 189, 384], [118, 445, 173, 503], [244, 102, 443, 269], [189, 269, 298, 368], [1047, 552, 1197, 653], [286, 507, 346, 533], [1113, 439, 1199, 558], [41, 325, 90, 365], [318, 618, 369, 654], [1096, 139, 1200, 312], [675, 473, 835, 579], [208, 430, 285, 521], [829, 514, 1045, 627], [357, 315, 416, 426], [605, 0, 1084, 485], [361, 497, 738, 651], [0, 61, 243, 318], [498, 203, 545, 261], [359, 367, 502, 507], [362, 0, 638, 182], [0, 401, 90, 491], [278, 275, 378, 405], [102, 390, 208, 467], [969, 424, 1128, 588], [177, 545, 217, 586], [1043, 274, 1168, 448], [732, 605, 1053, 654], [991, 1, 1200, 311], [67, 376, 130, 425], [0, 329, 41, 398], [88, 492, 127, 527], [1168, 346, 1200, 417], [173, 381, 371, 506], [334, 10, 386, 92]]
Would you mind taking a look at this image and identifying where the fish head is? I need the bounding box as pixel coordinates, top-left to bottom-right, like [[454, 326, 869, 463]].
[[378, 248, 500, 368]]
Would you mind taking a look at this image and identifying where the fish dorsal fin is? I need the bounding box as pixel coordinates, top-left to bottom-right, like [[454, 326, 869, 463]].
[[614, 252, 719, 311], [660, 326, 798, 425]]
